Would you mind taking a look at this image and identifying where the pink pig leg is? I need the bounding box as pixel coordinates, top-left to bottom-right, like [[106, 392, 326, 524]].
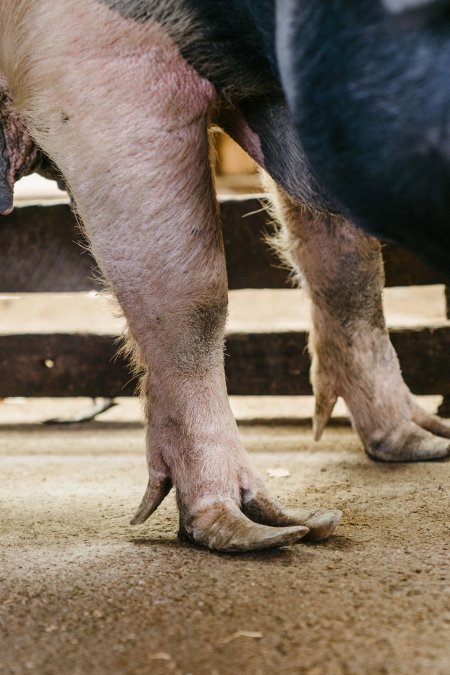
[[4, 1, 340, 550], [266, 179, 450, 461]]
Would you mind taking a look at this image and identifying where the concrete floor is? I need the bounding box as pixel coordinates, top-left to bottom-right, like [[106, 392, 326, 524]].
[[1, 408, 449, 675], [1, 250, 449, 674]]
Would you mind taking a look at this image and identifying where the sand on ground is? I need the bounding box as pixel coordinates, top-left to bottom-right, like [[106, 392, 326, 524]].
[[1, 272, 449, 674], [1, 412, 449, 675]]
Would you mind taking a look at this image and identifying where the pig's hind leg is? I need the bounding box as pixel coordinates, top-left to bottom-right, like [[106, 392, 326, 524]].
[[15, 8, 339, 551], [266, 180, 450, 462], [221, 97, 449, 461]]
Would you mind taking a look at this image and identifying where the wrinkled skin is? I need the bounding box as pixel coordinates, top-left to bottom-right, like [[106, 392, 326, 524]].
[[265, 176, 450, 463], [0, 82, 41, 213], [0, 0, 449, 552]]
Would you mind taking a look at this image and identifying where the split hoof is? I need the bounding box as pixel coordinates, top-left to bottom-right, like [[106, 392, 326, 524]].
[[180, 499, 310, 552], [367, 421, 450, 462], [412, 406, 450, 440], [131, 471, 341, 553], [243, 491, 342, 542]]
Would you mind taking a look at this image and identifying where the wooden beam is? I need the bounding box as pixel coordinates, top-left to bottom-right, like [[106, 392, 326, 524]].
[[1, 325, 449, 398], [0, 203, 102, 293], [0, 198, 447, 292], [438, 287, 450, 415]]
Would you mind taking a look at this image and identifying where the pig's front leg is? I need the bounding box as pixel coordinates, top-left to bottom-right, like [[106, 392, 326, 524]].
[[80, 128, 338, 550], [15, 9, 339, 550], [268, 180, 450, 461]]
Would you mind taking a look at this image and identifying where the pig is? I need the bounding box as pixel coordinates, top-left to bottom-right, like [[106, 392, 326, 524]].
[[0, 0, 449, 552]]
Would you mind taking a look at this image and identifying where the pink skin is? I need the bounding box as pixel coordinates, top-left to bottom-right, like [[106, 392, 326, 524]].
[[0, 0, 339, 551], [213, 101, 450, 460], [0, 0, 447, 557], [264, 179, 450, 461], [0, 0, 446, 557], [217, 102, 265, 168], [0, 74, 41, 211]]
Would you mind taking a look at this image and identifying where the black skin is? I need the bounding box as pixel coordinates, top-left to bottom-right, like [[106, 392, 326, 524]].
[[276, 0, 450, 271], [0, 126, 13, 213], [109, 1, 450, 269]]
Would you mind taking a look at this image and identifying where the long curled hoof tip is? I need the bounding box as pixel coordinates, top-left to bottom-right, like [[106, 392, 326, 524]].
[[368, 428, 450, 462], [183, 500, 310, 553], [302, 509, 342, 542]]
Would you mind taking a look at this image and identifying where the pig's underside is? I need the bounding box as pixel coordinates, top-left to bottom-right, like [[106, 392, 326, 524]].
[[0, 0, 449, 551]]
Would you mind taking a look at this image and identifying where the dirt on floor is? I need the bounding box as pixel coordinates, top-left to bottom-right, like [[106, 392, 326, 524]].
[[1, 413, 449, 675]]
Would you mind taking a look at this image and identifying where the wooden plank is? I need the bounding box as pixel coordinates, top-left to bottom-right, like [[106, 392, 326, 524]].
[[0, 198, 447, 292], [438, 287, 450, 414], [1, 325, 449, 398], [221, 198, 288, 289], [0, 334, 132, 398], [0, 204, 102, 293], [223, 198, 450, 288], [382, 244, 445, 288]]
